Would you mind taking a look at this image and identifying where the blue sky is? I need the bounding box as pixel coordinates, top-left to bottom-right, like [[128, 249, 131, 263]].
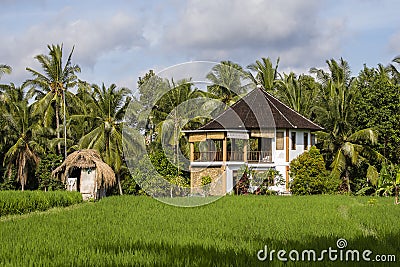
[[1, 0, 399, 92]]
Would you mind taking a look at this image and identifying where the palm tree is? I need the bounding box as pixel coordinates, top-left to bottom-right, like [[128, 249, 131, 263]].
[[1, 90, 44, 191], [312, 58, 382, 192], [206, 61, 248, 106], [0, 83, 25, 153], [247, 57, 280, 91], [311, 59, 354, 138], [0, 64, 12, 79], [320, 128, 383, 192], [25, 44, 81, 156], [310, 58, 352, 87], [71, 83, 131, 195], [153, 79, 206, 161], [276, 72, 317, 118], [389, 55, 400, 84]]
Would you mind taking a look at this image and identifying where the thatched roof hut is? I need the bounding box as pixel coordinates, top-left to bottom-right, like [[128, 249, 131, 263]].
[[52, 149, 116, 189]]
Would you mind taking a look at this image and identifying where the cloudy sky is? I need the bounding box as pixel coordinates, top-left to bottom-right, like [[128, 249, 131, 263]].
[[1, 0, 399, 92]]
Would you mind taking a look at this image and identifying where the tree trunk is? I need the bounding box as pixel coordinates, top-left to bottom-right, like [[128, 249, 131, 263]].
[[55, 103, 61, 155], [395, 185, 399, 205], [117, 173, 123, 195], [345, 170, 351, 193]]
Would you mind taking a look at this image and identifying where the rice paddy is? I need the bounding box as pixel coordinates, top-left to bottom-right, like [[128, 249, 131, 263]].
[[0, 195, 399, 266]]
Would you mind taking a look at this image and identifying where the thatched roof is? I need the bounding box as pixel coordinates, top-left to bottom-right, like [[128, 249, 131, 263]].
[[52, 149, 116, 188]]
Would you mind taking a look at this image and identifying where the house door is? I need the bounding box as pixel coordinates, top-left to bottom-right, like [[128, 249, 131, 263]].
[[80, 168, 96, 194]]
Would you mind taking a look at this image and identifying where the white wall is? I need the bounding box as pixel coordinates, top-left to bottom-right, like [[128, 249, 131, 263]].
[[288, 130, 311, 162], [273, 129, 286, 164]]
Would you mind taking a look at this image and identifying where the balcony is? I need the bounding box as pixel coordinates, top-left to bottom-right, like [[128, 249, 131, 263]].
[[247, 151, 272, 163], [193, 151, 272, 163], [193, 151, 223, 162]]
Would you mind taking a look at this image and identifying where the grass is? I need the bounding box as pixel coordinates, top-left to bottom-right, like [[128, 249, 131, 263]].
[[0, 190, 82, 216], [0, 195, 399, 266]]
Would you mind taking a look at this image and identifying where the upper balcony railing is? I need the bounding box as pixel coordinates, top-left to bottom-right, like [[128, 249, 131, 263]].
[[193, 151, 272, 163], [193, 151, 223, 162], [247, 151, 272, 163]]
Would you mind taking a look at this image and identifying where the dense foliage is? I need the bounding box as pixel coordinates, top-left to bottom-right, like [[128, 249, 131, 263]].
[[0, 190, 82, 216], [35, 153, 64, 191], [0, 195, 399, 266], [290, 147, 340, 195]]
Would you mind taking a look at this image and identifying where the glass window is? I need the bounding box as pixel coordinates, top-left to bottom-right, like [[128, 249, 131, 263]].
[[311, 134, 316, 146], [291, 132, 296, 150]]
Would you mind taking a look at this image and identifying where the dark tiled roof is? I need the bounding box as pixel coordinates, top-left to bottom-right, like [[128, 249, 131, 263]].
[[198, 87, 323, 131]]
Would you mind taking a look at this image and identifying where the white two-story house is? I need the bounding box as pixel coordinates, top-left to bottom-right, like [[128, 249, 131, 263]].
[[183, 87, 323, 195]]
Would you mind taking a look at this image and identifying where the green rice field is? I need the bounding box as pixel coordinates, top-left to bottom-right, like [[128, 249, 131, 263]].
[[0, 195, 399, 266]]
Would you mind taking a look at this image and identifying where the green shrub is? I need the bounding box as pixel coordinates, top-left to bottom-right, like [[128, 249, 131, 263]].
[[0, 191, 82, 217], [290, 146, 340, 195], [252, 169, 284, 195], [35, 153, 64, 191]]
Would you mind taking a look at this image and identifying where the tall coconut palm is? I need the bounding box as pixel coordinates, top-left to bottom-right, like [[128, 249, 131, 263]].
[[25, 44, 81, 156], [153, 79, 206, 162], [0, 64, 12, 79], [0, 83, 25, 153], [276, 72, 317, 118], [312, 58, 382, 192], [310, 58, 352, 87], [71, 83, 131, 195], [389, 55, 400, 84], [206, 61, 248, 106], [2, 92, 44, 191], [320, 128, 383, 192], [311, 59, 354, 139], [247, 57, 280, 91]]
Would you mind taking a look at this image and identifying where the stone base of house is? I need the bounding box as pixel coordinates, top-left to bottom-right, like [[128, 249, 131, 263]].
[[190, 166, 225, 196]]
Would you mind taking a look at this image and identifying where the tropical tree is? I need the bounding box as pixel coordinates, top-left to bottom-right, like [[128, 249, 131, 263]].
[[0, 83, 28, 152], [71, 83, 131, 195], [389, 55, 400, 83], [247, 57, 280, 91], [1, 90, 44, 191], [25, 44, 81, 156], [206, 61, 248, 106], [153, 79, 206, 168], [326, 128, 383, 192], [312, 58, 383, 192], [310, 58, 352, 86], [276, 73, 318, 118], [0, 64, 12, 79], [311, 58, 354, 142], [353, 64, 400, 165]]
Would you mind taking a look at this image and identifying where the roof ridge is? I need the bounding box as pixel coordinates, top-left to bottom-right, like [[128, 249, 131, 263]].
[[263, 90, 323, 130], [261, 90, 296, 128], [240, 89, 258, 127]]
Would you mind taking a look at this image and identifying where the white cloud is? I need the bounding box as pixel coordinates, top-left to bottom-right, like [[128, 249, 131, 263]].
[[389, 32, 400, 57], [0, 10, 147, 85], [161, 0, 346, 71]]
